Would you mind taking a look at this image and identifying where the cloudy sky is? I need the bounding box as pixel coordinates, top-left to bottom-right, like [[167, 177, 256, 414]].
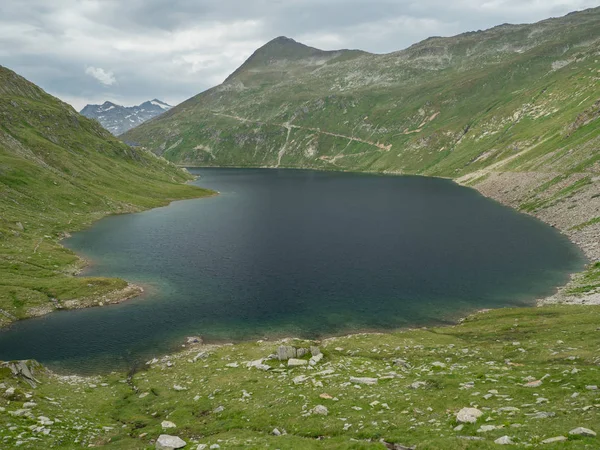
[[1, 0, 597, 110]]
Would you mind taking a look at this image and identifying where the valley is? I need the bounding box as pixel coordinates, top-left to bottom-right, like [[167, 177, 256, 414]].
[[0, 5, 599, 449]]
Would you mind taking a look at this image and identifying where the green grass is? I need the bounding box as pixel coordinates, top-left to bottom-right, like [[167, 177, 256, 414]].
[[1, 304, 598, 448], [566, 262, 600, 295]]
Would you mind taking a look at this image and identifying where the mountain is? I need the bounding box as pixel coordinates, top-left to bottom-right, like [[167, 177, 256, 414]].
[[123, 7, 600, 299], [0, 66, 211, 326], [80, 99, 172, 135], [123, 9, 600, 179]]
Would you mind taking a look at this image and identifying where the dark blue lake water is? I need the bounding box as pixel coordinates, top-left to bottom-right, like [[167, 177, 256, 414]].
[[0, 169, 586, 373]]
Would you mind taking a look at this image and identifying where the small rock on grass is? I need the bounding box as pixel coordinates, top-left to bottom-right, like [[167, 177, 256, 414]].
[[456, 407, 483, 423], [541, 436, 567, 444], [569, 427, 596, 437], [350, 376, 378, 385], [287, 358, 308, 367], [156, 434, 186, 450], [311, 405, 328, 415], [494, 436, 514, 445], [161, 421, 176, 429]]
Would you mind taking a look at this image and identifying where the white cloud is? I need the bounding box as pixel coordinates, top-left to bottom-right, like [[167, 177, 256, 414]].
[[85, 66, 116, 86], [0, 0, 597, 110]]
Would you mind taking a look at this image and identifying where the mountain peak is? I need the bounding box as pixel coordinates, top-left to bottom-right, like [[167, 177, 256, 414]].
[[267, 36, 300, 45], [80, 99, 172, 135], [224, 36, 359, 83], [256, 35, 321, 57]]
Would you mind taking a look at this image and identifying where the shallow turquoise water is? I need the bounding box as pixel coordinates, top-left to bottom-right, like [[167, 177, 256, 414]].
[[0, 169, 586, 373]]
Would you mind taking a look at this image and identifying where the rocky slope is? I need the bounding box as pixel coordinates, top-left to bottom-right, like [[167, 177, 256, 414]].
[[80, 99, 171, 135], [0, 66, 211, 326], [123, 7, 600, 303]]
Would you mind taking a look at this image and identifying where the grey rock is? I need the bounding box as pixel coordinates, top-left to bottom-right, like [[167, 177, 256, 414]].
[[287, 358, 308, 367], [494, 435, 514, 445], [350, 376, 378, 385], [309, 353, 324, 365], [541, 436, 567, 444], [246, 359, 271, 371], [310, 346, 322, 356], [569, 427, 596, 437], [311, 405, 328, 415], [497, 407, 520, 413], [155, 434, 186, 450], [456, 407, 483, 423], [296, 348, 308, 358], [526, 411, 555, 419], [277, 346, 297, 361]]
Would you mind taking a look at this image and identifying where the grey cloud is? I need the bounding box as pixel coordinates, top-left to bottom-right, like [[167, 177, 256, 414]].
[[1, 0, 597, 110]]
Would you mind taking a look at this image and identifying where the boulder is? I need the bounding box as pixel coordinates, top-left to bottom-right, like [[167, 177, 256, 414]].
[[161, 420, 176, 429], [156, 434, 186, 450], [287, 358, 308, 367], [277, 346, 297, 361], [569, 427, 596, 437], [456, 407, 483, 423]]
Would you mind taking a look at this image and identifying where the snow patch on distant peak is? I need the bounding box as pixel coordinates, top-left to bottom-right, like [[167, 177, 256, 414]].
[[150, 100, 171, 110]]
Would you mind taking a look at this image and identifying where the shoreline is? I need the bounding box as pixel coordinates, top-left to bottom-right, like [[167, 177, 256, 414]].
[[456, 170, 599, 306], [0, 183, 217, 330]]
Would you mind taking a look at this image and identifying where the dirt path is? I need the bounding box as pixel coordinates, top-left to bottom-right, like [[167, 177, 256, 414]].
[[211, 112, 393, 152]]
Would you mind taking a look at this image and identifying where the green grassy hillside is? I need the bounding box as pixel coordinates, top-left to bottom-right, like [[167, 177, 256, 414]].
[[0, 66, 212, 326], [123, 8, 600, 179]]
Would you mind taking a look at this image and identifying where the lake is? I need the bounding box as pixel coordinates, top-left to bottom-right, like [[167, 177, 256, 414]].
[[0, 168, 586, 373]]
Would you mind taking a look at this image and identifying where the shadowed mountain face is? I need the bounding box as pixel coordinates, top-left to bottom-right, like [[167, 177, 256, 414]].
[[122, 8, 600, 179], [80, 99, 171, 135]]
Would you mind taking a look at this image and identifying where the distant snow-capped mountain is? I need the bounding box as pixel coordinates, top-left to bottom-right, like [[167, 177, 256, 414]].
[[80, 99, 172, 135]]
